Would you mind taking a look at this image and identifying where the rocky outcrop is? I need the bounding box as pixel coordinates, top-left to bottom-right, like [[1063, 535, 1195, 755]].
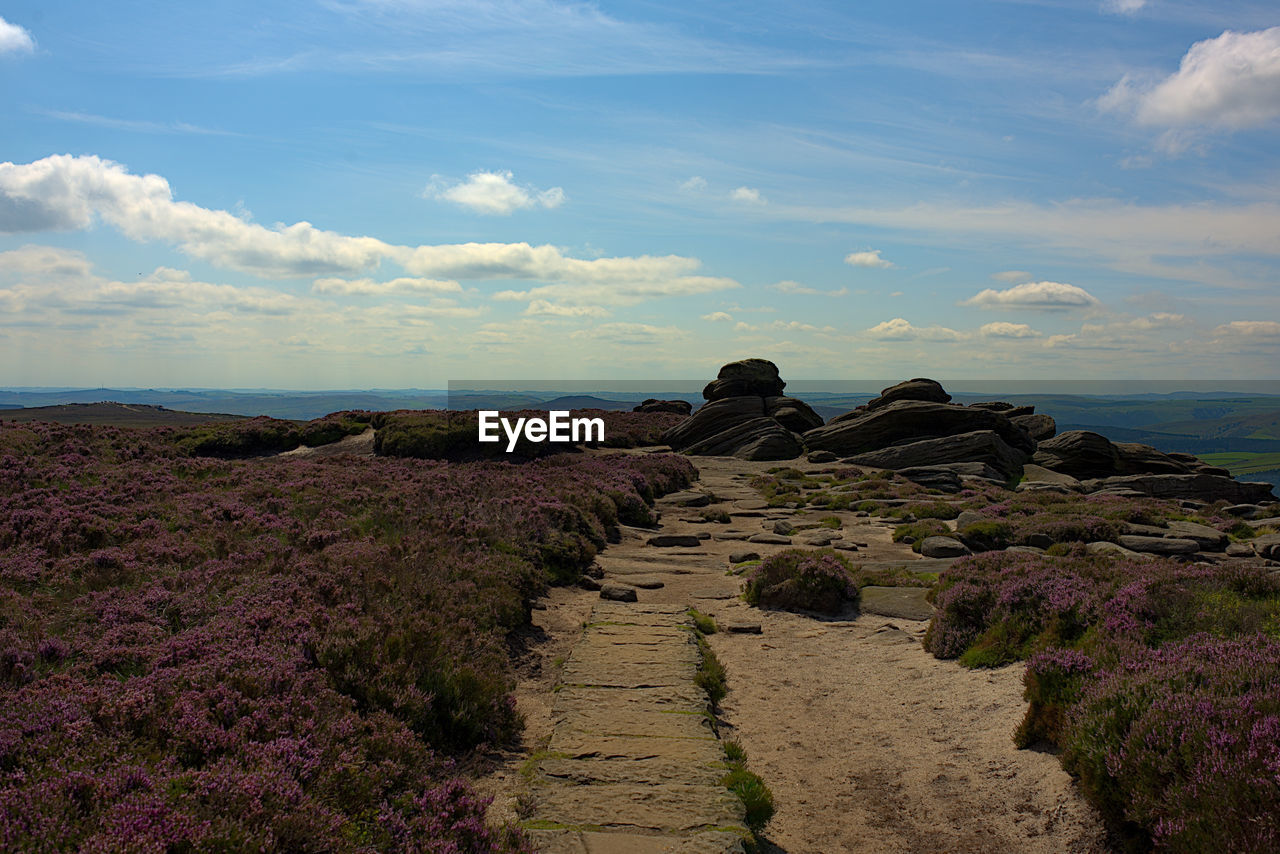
[[1080, 473, 1276, 504], [632, 398, 693, 415], [663, 360, 810, 460], [843, 430, 1031, 479], [1032, 431, 1120, 478], [805, 400, 1037, 458]]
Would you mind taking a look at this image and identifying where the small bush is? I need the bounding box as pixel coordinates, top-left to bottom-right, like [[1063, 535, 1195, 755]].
[[722, 766, 775, 836], [892, 520, 951, 552], [744, 550, 858, 615], [695, 636, 727, 706], [689, 609, 717, 635]]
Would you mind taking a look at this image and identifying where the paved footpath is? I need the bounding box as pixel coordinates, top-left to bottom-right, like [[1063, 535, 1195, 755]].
[[523, 602, 749, 853]]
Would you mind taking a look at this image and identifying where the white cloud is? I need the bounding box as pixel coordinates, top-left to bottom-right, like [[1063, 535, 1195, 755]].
[[963, 281, 1100, 311], [1212, 320, 1280, 339], [864, 317, 961, 342], [0, 16, 35, 55], [0, 156, 739, 300], [979, 321, 1042, 339], [771, 320, 837, 334], [1101, 0, 1146, 14], [1101, 28, 1280, 131], [773, 280, 848, 296], [702, 311, 733, 322], [568, 322, 685, 343], [844, 249, 894, 269], [991, 270, 1032, 283], [733, 321, 758, 333], [429, 170, 565, 215], [680, 176, 707, 192], [523, 299, 608, 318], [730, 186, 765, 205], [312, 276, 462, 296]]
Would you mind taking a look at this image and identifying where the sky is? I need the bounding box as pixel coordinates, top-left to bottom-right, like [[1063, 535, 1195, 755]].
[[2, 0, 1280, 389]]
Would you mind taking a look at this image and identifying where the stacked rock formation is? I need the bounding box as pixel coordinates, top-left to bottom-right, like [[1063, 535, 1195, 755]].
[[662, 359, 822, 460], [632, 398, 693, 415], [664, 365, 1276, 504], [802, 378, 1040, 480]]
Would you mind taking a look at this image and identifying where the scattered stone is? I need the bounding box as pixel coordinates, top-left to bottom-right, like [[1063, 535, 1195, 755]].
[[1249, 517, 1280, 530], [920, 536, 971, 558], [1086, 541, 1154, 561], [1225, 504, 1264, 518], [1005, 545, 1047, 554], [599, 583, 638, 602], [713, 531, 752, 541], [632, 398, 693, 415], [799, 532, 841, 546], [721, 619, 763, 634], [735, 499, 769, 510], [748, 533, 793, 545], [807, 450, 838, 463], [729, 550, 760, 564], [647, 534, 703, 548], [664, 491, 713, 507], [622, 576, 666, 589], [1117, 535, 1201, 555], [1165, 520, 1228, 551], [1024, 533, 1054, 550], [1226, 543, 1254, 557], [586, 562, 605, 579], [1254, 534, 1280, 561], [859, 586, 933, 621], [1019, 463, 1082, 488], [772, 519, 796, 536], [955, 510, 987, 531], [579, 575, 602, 591]]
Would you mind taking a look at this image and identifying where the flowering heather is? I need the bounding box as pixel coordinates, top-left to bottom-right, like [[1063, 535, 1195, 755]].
[[1063, 635, 1280, 853], [0, 419, 694, 851], [927, 546, 1280, 849]]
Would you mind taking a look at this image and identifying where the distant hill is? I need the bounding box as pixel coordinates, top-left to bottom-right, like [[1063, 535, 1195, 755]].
[[538, 395, 635, 411], [0, 389, 450, 420], [0, 402, 245, 428]]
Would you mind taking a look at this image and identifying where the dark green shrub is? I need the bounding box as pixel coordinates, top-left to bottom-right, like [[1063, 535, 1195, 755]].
[[744, 550, 858, 615]]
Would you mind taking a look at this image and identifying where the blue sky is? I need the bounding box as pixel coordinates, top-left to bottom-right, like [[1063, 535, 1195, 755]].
[[2, 0, 1279, 388]]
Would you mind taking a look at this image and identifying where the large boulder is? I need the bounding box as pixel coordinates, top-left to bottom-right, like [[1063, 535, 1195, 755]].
[[844, 430, 1031, 479], [765, 396, 824, 432], [865, 378, 951, 410], [1113, 442, 1191, 475], [1012, 413, 1056, 441], [682, 415, 805, 461], [970, 401, 1035, 418], [632, 398, 692, 415], [702, 358, 785, 401], [663, 396, 764, 448], [1032, 431, 1120, 478], [804, 400, 1037, 458]]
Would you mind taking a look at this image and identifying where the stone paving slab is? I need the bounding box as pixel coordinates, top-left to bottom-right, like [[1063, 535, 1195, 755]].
[[528, 601, 747, 852]]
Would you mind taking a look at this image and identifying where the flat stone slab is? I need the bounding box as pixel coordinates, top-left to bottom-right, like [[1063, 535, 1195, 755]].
[[648, 535, 703, 548], [720, 620, 763, 634], [526, 829, 745, 854], [747, 533, 792, 545], [538, 755, 726, 787], [601, 583, 639, 602], [690, 588, 736, 600], [663, 491, 713, 507], [856, 558, 954, 576], [1117, 535, 1200, 555], [619, 576, 666, 589], [530, 783, 745, 836], [859, 586, 934, 621]]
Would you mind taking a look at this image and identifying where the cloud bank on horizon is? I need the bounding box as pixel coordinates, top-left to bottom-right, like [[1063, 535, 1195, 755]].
[[2, 1, 1279, 388]]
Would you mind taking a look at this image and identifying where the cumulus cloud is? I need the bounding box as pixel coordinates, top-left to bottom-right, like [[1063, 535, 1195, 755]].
[[1212, 320, 1280, 339], [1101, 28, 1280, 132], [0, 16, 35, 55], [773, 280, 848, 296], [864, 317, 961, 342], [980, 321, 1042, 339], [702, 311, 733, 322], [429, 170, 565, 215], [771, 320, 837, 334], [844, 249, 894, 269], [730, 186, 765, 205], [991, 270, 1032, 283], [312, 276, 462, 296], [733, 321, 758, 333], [0, 156, 740, 299], [523, 299, 608, 318], [963, 281, 1100, 311], [680, 176, 707, 192]]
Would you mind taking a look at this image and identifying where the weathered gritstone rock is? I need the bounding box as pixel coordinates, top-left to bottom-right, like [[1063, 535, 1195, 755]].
[[526, 603, 748, 853]]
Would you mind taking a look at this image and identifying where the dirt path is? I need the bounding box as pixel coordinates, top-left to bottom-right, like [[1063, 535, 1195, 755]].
[[485, 452, 1110, 853]]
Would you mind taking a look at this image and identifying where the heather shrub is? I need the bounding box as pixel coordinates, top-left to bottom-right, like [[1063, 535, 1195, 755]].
[[175, 416, 303, 456], [0, 419, 692, 850], [958, 519, 1014, 551], [892, 520, 951, 551], [1062, 635, 1280, 853], [744, 550, 858, 615]]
